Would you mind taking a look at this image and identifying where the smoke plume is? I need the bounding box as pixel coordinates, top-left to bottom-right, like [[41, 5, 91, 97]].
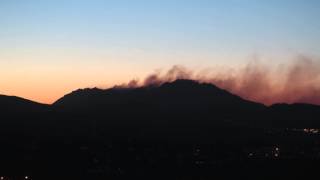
[[123, 56, 320, 105]]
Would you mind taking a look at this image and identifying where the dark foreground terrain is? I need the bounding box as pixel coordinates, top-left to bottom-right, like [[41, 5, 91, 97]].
[[0, 80, 320, 180]]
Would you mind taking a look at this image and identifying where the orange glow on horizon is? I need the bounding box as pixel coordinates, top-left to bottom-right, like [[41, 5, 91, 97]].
[[1, 56, 320, 106]]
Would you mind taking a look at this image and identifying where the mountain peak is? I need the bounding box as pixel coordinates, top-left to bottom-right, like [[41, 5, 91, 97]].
[[53, 79, 264, 111], [160, 79, 210, 89]]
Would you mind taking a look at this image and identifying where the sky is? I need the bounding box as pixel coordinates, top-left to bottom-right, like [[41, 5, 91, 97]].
[[0, 0, 320, 104]]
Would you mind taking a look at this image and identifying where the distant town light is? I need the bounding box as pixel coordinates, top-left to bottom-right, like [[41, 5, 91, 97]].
[[0, 176, 4, 180], [25, 176, 29, 179]]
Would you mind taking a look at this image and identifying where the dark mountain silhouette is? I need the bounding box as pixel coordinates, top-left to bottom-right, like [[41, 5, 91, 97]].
[[52, 79, 320, 128], [51, 80, 270, 139], [267, 103, 320, 127], [1, 79, 320, 179], [1, 79, 319, 129], [0, 79, 319, 131], [0, 94, 48, 113], [0, 95, 52, 137], [53, 79, 266, 120], [54, 79, 264, 109]]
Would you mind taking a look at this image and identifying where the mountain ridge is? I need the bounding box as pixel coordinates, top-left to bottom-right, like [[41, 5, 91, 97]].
[[1, 79, 320, 128], [53, 79, 266, 108], [0, 94, 49, 112]]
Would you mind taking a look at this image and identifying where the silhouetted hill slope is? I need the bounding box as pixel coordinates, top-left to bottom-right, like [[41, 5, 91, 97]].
[[267, 103, 320, 127], [54, 79, 265, 112], [50, 80, 269, 142], [1, 79, 320, 131], [53, 80, 266, 129], [52, 79, 320, 128], [0, 95, 51, 135], [1, 80, 320, 179], [0, 95, 49, 113]]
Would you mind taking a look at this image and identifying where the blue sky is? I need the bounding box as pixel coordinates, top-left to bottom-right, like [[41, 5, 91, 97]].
[[0, 0, 320, 102], [1, 0, 319, 52]]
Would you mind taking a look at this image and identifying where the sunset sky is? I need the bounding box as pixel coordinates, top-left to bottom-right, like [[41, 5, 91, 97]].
[[1, 0, 320, 104]]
